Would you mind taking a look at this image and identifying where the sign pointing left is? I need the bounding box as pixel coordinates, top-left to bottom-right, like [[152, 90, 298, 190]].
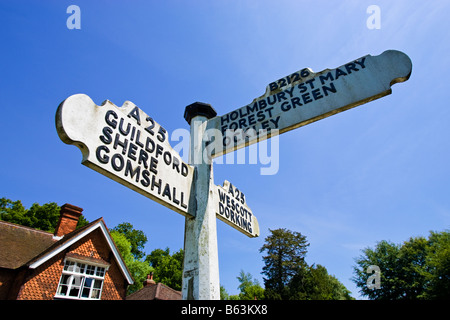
[[56, 94, 195, 217]]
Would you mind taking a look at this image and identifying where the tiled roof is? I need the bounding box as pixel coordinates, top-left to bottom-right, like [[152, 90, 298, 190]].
[[25, 218, 103, 268], [126, 282, 182, 300], [0, 218, 133, 285], [0, 221, 57, 269]]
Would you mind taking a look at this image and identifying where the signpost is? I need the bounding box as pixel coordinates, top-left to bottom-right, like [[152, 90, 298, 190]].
[[205, 50, 412, 158], [56, 49, 411, 300], [214, 180, 259, 238], [56, 94, 195, 217]]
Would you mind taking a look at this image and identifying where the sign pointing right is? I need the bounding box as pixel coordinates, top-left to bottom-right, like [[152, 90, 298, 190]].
[[206, 50, 412, 158]]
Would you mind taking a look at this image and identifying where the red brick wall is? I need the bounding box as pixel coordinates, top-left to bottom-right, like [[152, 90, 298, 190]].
[[16, 228, 127, 300]]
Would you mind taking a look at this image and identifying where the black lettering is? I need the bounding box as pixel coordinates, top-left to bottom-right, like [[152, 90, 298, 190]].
[[138, 149, 149, 169], [311, 88, 323, 100], [130, 126, 136, 141], [247, 103, 258, 114], [238, 118, 246, 128], [302, 92, 313, 104], [224, 207, 230, 218], [141, 169, 150, 187], [145, 137, 155, 153], [258, 99, 267, 110], [218, 190, 226, 203], [155, 144, 163, 158], [354, 57, 366, 69], [162, 184, 171, 200], [181, 163, 188, 177], [298, 83, 308, 93], [151, 175, 162, 194], [163, 151, 172, 166], [269, 82, 278, 91], [319, 72, 334, 85], [261, 121, 270, 130], [334, 68, 347, 80], [305, 79, 315, 89], [172, 187, 180, 205], [267, 95, 277, 105], [248, 114, 256, 126], [221, 113, 230, 126], [127, 106, 141, 125], [105, 110, 118, 129], [135, 129, 144, 148], [323, 82, 337, 96], [281, 101, 291, 112], [113, 133, 128, 155], [270, 116, 280, 128], [119, 118, 131, 135], [96, 145, 109, 164], [111, 153, 124, 172], [276, 91, 286, 101], [256, 110, 266, 122], [172, 157, 180, 173], [345, 62, 358, 74], [127, 142, 137, 161], [124, 160, 140, 182], [180, 192, 187, 209], [100, 126, 113, 144], [284, 87, 295, 97], [145, 116, 155, 135], [291, 97, 302, 108], [149, 157, 158, 175]]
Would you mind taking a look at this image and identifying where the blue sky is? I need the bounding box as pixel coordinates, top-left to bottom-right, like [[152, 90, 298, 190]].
[[1, 0, 449, 299]]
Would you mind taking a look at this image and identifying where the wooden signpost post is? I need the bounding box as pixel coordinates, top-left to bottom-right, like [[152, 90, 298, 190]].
[[56, 50, 411, 300]]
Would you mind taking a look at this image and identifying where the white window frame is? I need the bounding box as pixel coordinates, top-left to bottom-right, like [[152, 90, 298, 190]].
[[55, 258, 109, 300]]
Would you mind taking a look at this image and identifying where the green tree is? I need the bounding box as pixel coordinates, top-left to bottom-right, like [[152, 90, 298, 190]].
[[288, 264, 353, 300], [110, 230, 152, 295], [0, 197, 88, 232], [424, 231, 450, 298], [112, 222, 148, 260], [236, 270, 265, 300], [352, 230, 450, 299], [220, 285, 230, 300], [146, 247, 184, 291], [260, 228, 309, 300]]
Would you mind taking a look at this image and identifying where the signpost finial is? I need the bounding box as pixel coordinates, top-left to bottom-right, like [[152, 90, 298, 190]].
[[184, 102, 217, 125]]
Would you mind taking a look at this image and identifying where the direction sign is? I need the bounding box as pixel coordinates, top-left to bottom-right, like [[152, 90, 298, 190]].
[[56, 94, 195, 217], [205, 50, 412, 158], [213, 180, 259, 238]]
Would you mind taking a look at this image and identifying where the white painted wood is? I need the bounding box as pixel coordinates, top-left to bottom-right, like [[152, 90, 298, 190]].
[[56, 94, 195, 217], [213, 180, 259, 238], [182, 117, 220, 300], [206, 50, 412, 158]]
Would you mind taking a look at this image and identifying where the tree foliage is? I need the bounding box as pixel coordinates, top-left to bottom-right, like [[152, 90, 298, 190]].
[[111, 222, 148, 260], [260, 228, 309, 299], [352, 230, 450, 299], [145, 247, 184, 291], [235, 270, 265, 300], [0, 197, 89, 232], [110, 230, 152, 295], [260, 228, 353, 300]]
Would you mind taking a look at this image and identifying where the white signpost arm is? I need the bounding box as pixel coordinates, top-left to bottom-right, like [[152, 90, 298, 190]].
[[182, 102, 220, 300]]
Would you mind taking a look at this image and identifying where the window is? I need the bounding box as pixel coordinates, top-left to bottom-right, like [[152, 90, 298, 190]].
[[55, 259, 107, 300]]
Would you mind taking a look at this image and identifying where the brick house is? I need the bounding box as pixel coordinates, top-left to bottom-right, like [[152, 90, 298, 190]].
[[0, 203, 134, 300]]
